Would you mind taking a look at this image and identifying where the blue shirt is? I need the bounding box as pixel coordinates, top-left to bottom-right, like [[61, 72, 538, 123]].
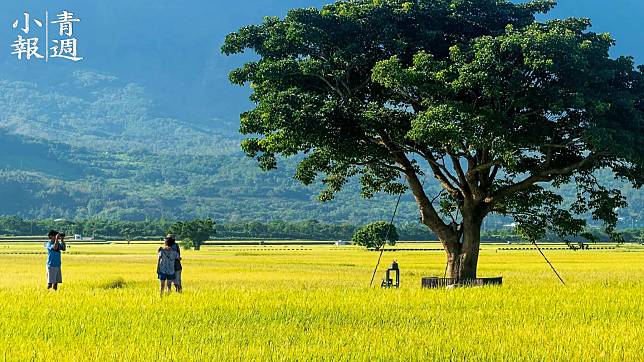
[[46, 241, 65, 267]]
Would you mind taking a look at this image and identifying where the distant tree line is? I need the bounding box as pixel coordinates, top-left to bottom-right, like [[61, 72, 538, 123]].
[[0, 216, 642, 243]]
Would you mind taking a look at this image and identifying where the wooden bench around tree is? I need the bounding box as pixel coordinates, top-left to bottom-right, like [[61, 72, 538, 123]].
[[421, 277, 503, 289]]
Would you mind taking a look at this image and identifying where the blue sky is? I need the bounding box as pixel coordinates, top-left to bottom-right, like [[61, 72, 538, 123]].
[[0, 1, 641, 121], [544, 0, 643, 63]]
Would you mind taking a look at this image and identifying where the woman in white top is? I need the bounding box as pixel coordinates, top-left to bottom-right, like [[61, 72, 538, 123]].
[[157, 238, 180, 297]]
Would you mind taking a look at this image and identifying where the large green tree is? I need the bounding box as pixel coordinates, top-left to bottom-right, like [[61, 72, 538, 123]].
[[168, 219, 216, 251], [223, 0, 644, 279]]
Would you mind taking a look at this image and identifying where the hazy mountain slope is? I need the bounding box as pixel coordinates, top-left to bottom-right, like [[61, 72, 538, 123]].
[[0, 75, 424, 222], [0, 90, 639, 226], [0, 74, 239, 156]]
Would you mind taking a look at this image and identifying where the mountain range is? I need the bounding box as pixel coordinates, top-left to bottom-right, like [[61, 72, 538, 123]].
[[0, 0, 642, 227]]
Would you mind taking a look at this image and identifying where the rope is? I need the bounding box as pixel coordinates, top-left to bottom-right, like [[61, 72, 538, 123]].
[[369, 191, 403, 287], [532, 240, 566, 286], [369, 156, 427, 287]]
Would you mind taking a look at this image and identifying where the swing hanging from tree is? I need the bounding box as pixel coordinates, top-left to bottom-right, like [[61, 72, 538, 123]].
[[362, 178, 509, 289]]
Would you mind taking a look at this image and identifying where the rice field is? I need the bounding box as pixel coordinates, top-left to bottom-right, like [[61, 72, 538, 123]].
[[1, 242, 644, 361]]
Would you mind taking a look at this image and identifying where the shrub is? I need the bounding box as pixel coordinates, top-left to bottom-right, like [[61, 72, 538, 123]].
[[351, 221, 398, 250]]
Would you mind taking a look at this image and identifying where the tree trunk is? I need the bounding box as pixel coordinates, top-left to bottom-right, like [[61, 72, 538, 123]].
[[443, 214, 482, 280]]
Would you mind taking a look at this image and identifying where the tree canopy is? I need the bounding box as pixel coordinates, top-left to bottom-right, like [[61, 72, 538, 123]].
[[223, 0, 644, 278], [352, 221, 399, 249], [168, 219, 216, 250]]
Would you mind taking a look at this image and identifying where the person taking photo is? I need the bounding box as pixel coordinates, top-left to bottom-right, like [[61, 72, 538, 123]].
[[45, 230, 66, 290]]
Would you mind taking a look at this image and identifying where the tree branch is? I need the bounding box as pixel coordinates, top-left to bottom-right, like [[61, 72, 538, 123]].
[[376, 136, 454, 240], [402, 144, 463, 196], [448, 149, 486, 199], [487, 164, 500, 185], [423, 153, 463, 195], [448, 153, 469, 190], [311, 74, 345, 99], [489, 153, 602, 203], [469, 160, 501, 175], [354, 159, 405, 173]]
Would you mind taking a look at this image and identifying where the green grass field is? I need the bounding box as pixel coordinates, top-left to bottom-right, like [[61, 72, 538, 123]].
[[1, 242, 643, 361]]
